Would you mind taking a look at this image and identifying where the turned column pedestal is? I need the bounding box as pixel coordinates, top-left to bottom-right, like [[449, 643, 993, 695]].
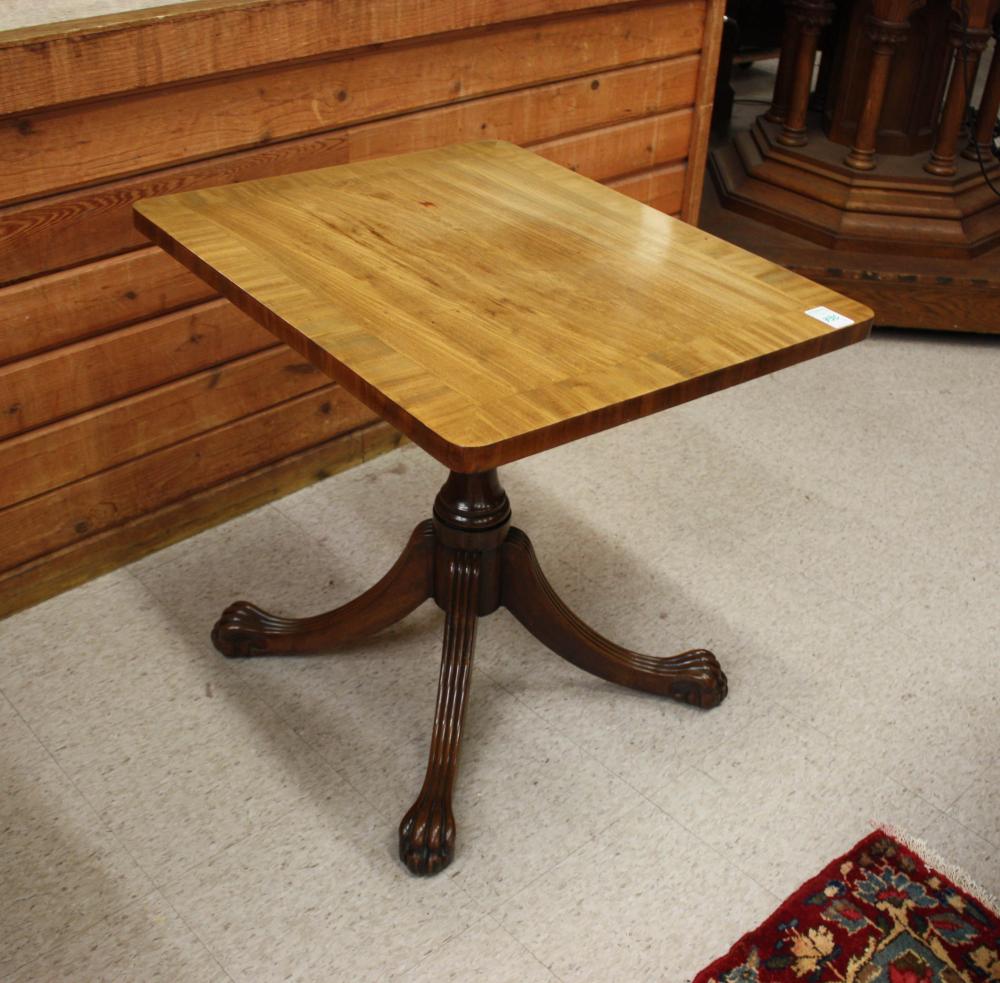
[[211, 469, 728, 874], [926, 23, 992, 175], [843, 14, 910, 170], [776, 0, 836, 146]]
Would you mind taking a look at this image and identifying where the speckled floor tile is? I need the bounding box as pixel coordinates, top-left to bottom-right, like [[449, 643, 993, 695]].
[[693, 706, 935, 836], [2, 328, 998, 980], [8, 890, 227, 983], [650, 768, 887, 901], [54, 682, 352, 886], [948, 765, 1000, 848], [0, 570, 225, 758], [431, 675, 645, 910], [883, 562, 1000, 653], [914, 810, 1000, 901], [497, 799, 777, 982], [799, 523, 985, 622], [251, 625, 647, 909], [128, 503, 360, 644], [0, 570, 200, 704], [0, 694, 153, 978], [782, 621, 999, 811], [2, 565, 354, 887], [160, 790, 481, 983], [477, 551, 879, 802], [387, 917, 559, 983]]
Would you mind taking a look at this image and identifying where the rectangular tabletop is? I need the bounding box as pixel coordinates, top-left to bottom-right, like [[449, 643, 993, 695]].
[[134, 141, 873, 472]]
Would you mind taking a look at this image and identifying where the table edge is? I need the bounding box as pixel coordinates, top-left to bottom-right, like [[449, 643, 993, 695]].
[[134, 206, 873, 474]]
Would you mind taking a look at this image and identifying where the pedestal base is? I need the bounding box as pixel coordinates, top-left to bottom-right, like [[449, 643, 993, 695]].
[[701, 161, 1000, 333], [211, 468, 727, 875], [713, 117, 1000, 260]]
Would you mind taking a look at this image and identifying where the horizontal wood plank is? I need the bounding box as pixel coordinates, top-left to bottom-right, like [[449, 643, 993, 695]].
[[0, 385, 378, 572], [0, 249, 212, 363], [0, 421, 402, 618], [0, 0, 647, 116], [0, 55, 699, 285], [2, 3, 705, 204], [0, 299, 273, 438], [534, 108, 694, 181], [608, 161, 689, 213], [0, 0, 717, 615], [0, 346, 326, 509]]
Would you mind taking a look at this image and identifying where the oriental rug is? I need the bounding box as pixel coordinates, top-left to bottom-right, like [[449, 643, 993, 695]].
[[694, 829, 1000, 982]]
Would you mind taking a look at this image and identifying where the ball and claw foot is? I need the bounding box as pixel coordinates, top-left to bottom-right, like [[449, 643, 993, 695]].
[[398, 794, 456, 876], [211, 601, 274, 658], [665, 649, 728, 708]]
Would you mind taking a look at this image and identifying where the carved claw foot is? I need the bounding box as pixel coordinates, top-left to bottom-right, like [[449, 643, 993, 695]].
[[658, 649, 728, 709], [211, 601, 276, 658], [398, 793, 456, 876]]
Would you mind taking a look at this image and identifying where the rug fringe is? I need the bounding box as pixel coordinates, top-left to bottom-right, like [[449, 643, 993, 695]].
[[875, 822, 1000, 918]]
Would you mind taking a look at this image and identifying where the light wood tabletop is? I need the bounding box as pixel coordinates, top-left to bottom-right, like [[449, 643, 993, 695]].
[[135, 140, 873, 875], [135, 140, 872, 472]]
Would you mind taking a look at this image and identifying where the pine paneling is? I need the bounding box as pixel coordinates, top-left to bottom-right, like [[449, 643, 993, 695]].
[[0, 0, 724, 616]]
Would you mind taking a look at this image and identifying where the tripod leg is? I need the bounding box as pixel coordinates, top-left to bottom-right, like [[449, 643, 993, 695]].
[[398, 550, 481, 875], [501, 528, 727, 709], [211, 521, 435, 658]]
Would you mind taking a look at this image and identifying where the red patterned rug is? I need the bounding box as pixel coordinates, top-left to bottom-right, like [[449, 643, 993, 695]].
[[694, 829, 1000, 982]]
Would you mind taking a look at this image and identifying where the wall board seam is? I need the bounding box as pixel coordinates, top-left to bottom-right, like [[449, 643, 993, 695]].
[[0, 421, 402, 619], [1, 61, 701, 290], [0, 0, 665, 115]]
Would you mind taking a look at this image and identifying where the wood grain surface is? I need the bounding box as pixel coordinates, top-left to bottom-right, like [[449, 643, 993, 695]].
[[4, 3, 704, 205], [0, 0, 723, 616], [136, 140, 873, 472], [0, 385, 376, 571], [0, 347, 324, 509], [0, 422, 402, 619], [0, 301, 273, 438], [0, 0, 647, 115], [0, 56, 700, 285]]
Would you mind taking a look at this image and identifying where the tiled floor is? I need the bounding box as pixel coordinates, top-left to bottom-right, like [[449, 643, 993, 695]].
[[2, 329, 998, 981]]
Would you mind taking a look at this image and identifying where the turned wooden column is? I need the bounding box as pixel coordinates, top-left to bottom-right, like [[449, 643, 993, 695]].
[[766, 13, 801, 123], [964, 17, 1000, 160], [926, 19, 992, 175], [844, 14, 912, 169], [777, 0, 836, 147]]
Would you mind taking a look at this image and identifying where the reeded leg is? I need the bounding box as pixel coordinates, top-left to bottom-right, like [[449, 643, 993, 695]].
[[399, 551, 480, 875], [501, 528, 727, 709], [211, 520, 435, 657]]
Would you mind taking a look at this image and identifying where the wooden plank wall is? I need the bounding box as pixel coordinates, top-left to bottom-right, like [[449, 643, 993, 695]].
[[0, 0, 724, 617]]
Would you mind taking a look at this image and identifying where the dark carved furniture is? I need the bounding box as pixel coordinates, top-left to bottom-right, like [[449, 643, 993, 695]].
[[214, 471, 727, 873], [707, 0, 1000, 332], [135, 141, 872, 875]]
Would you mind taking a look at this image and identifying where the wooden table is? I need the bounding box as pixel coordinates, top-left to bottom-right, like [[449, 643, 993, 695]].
[[134, 141, 872, 876]]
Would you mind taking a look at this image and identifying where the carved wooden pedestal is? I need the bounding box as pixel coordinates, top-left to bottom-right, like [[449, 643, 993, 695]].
[[211, 469, 727, 875], [707, 0, 1000, 332]]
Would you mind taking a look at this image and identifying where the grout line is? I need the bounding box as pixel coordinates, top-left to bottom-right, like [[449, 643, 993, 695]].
[[497, 917, 570, 983], [642, 764, 784, 903], [153, 887, 238, 983]]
